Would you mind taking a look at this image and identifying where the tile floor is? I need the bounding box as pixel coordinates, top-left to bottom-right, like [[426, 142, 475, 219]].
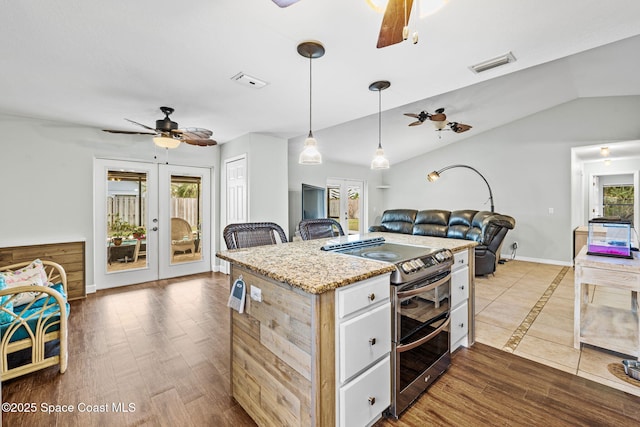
[[474, 259, 640, 397]]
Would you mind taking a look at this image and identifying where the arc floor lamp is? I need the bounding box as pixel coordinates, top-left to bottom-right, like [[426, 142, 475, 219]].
[[427, 164, 495, 212]]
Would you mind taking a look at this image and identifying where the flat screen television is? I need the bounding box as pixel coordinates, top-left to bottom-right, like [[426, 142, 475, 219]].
[[302, 183, 325, 220]]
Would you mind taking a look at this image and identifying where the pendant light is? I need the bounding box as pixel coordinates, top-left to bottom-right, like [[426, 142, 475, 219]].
[[297, 41, 325, 165], [369, 80, 390, 169]]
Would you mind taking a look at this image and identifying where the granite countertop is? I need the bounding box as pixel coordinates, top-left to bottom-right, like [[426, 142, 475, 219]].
[[216, 232, 476, 294]]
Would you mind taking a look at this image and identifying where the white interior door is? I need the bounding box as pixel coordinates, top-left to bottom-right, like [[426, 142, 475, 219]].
[[225, 155, 248, 226], [95, 159, 159, 289], [327, 179, 364, 235], [158, 164, 212, 279]]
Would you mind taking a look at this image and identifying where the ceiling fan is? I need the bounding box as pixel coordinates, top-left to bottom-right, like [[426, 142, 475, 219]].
[[378, 0, 416, 48], [102, 106, 217, 147], [271, 0, 415, 48], [404, 108, 472, 134]]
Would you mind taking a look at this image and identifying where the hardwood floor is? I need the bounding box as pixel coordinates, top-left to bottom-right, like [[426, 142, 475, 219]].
[[3, 272, 640, 426]]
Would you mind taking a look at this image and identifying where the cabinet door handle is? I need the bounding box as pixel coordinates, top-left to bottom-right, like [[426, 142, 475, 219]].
[[369, 338, 376, 346], [459, 285, 465, 290], [368, 293, 376, 302], [368, 397, 376, 406], [459, 323, 465, 328]]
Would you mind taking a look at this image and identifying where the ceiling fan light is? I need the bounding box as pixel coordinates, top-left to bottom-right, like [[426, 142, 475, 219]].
[[153, 136, 181, 149], [299, 133, 322, 164], [371, 147, 390, 169], [433, 120, 448, 130], [419, 0, 448, 18]]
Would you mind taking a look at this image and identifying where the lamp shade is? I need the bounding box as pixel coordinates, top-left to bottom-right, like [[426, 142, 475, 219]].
[[298, 132, 322, 164], [426, 171, 440, 182], [153, 136, 181, 149], [371, 147, 390, 169]]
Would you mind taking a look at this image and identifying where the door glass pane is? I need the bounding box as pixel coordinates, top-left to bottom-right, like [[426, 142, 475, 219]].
[[327, 185, 340, 223], [170, 175, 203, 264], [107, 170, 148, 273], [346, 184, 361, 234]]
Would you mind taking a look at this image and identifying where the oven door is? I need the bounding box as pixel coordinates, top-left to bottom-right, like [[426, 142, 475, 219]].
[[391, 271, 451, 417]]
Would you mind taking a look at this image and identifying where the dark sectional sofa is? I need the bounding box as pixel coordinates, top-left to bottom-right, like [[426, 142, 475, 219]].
[[369, 209, 516, 276]]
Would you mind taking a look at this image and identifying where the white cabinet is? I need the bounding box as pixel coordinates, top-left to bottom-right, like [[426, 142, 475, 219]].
[[450, 250, 470, 351], [336, 274, 391, 427], [339, 355, 391, 427]]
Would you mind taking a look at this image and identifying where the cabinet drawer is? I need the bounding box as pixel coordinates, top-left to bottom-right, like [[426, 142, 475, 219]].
[[450, 266, 469, 308], [452, 250, 469, 271], [339, 302, 391, 383], [339, 355, 390, 427], [450, 302, 468, 348], [337, 275, 390, 319]]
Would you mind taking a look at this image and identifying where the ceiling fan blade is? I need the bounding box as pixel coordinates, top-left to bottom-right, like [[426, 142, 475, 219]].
[[124, 119, 157, 131], [429, 113, 447, 122], [183, 138, 218, 147], [377, 0, 414, 48], [102, 129, 157, 135], [272, 0, 301, 7], [449, 122, 472, 133], [408, 120, 423, 126], [179, 127, 214, 139], [404, 113, 420, 118]]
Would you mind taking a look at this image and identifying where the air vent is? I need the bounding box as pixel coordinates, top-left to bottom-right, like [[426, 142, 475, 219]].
[[230, 72, 268, 89], [469, 52, 516, 74]]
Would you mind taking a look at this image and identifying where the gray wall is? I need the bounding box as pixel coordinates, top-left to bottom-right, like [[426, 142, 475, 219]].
[[0, 113, 219, 289], [379, 96, 640, 264], [287, 139, 388, 240]]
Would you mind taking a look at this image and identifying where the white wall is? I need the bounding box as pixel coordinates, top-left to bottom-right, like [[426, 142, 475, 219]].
[[287, 140, 388, 240], [380, 96, 640, 264], [0, 113, 219, 289], [218, 133, 289, 256]]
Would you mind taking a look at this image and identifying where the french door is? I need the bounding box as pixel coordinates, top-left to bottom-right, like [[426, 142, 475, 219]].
[[327, 178, 364, 235], [94, 159, 211, 289]]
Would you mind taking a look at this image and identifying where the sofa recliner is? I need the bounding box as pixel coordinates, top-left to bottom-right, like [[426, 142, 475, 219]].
[[369, 209, 516, 276]]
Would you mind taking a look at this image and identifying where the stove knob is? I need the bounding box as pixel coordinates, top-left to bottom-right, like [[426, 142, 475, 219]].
[[412, 260, 422, 270], [402, 262, 413, 273]]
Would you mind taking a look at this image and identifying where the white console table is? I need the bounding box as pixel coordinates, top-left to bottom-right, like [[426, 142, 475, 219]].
[[574, 246, 640, 358]]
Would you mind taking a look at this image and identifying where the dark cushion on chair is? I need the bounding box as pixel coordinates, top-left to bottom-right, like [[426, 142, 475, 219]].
[[447, 210, 478, 240], [375, 209, 417, 234], [413, 210, 450, 237]]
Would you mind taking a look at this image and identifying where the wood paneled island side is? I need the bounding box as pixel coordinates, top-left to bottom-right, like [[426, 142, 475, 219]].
[[216, 233, 476, 426]]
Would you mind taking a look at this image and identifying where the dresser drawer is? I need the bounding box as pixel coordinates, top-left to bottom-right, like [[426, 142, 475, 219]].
[[450, 266, 469, 308], [339, 355, 391, 427], [450, 301, 468, 349], [339, 302, 391, 383], [452, 250, 469, 271], [337, 274, 390, 319]]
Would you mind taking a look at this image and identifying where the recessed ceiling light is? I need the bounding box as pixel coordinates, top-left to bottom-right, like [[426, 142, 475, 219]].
[[469, 52, 516, 74]]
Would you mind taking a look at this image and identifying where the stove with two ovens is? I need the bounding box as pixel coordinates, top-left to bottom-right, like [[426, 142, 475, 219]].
[[322, 236, 454, 418]]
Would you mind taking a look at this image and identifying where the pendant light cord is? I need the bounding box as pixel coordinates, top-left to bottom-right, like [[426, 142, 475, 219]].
[[309, 54, 313, 135], [378, 89, 382, 149]]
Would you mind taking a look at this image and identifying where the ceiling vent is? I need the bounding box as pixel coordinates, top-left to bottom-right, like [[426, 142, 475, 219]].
[[230, 72, 268, 89], [469, 52, 516, 74]]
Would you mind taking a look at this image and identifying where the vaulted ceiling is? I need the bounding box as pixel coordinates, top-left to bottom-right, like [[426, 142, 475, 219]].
[[2, 0, 640, 166]]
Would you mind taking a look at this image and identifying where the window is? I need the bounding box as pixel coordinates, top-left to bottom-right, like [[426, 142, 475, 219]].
[[603, 185, 634, 224]]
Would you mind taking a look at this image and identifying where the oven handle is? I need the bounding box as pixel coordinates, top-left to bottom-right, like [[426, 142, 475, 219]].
[[396, 272, 451, 299], [396, 317, 451, 353]]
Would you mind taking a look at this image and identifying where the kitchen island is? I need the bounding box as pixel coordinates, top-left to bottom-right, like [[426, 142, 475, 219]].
[[216, 232, 476, 427]]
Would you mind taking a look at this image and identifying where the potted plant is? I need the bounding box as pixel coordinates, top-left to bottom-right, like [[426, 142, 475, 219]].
[[109, 214, 133, 246], [132, 226, 146, 240]]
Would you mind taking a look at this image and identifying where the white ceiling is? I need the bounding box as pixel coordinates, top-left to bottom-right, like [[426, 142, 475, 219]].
[[2, 0, 640, 166]]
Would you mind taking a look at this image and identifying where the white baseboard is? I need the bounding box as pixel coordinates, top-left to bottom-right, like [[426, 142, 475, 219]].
[[500, 254, 573, 267], [86, 284, 97, 294]]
